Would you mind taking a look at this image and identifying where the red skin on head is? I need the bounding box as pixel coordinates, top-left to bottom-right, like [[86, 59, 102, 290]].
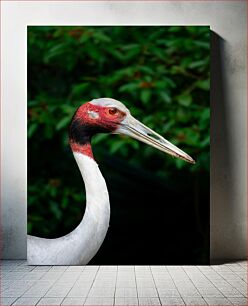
[[69, 102, 126, 159], [74, 102, 126, 130]]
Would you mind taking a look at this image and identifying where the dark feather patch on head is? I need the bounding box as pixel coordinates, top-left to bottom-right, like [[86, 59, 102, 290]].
[[69, 117, 111, 145]]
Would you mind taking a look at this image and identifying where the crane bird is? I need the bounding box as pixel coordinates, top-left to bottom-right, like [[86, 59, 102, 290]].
[[28, 98, 195, 265]]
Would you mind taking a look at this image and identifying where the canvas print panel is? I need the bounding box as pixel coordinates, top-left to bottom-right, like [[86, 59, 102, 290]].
[[27, 26, 210, 265]]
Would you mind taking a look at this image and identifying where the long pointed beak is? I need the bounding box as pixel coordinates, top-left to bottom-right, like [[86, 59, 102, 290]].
[[116, 115, 195, 164]]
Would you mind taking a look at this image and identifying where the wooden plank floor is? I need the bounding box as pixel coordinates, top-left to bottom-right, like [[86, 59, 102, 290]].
[[1, 261, 247, 305]]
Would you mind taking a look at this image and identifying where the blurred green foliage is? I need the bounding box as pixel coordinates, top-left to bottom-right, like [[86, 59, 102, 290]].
[[28, 26, 209, 238]]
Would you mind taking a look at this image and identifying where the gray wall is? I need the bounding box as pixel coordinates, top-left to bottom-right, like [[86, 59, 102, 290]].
[[1, 1, 246, 262]]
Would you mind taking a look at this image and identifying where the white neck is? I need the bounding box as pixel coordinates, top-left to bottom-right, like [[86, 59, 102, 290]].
[[27, 153, 110, 265]]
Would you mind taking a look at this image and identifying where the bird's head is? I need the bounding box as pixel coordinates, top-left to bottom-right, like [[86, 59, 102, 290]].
[[69, 97, 195, 164]]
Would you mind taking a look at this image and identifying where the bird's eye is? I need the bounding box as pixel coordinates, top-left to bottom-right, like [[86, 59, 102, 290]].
[[108, 107, 118, 115]]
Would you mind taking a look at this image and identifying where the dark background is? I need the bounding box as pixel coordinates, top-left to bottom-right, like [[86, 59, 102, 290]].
[[28, 26, 210, 264]]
